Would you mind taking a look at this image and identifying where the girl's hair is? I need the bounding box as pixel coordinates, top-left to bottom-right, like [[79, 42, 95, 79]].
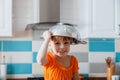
[[51, 36, 72, 42]]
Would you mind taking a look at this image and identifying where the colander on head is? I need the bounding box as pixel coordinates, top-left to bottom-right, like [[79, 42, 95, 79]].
[[49, 23, 87, 45]]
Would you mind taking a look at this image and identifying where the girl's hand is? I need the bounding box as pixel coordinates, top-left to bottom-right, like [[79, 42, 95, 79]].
[[105, 57, 111, 67], [42, 31, 52, 40]]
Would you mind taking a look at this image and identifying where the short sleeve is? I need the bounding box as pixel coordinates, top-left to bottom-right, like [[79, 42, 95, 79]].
[[43, 52, 54, 67], [72, 56, 79, 73]]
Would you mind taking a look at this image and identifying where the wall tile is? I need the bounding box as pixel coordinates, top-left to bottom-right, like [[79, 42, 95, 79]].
[[83, 74, 89, 78], [89, 63, 106, 73], [78, 63, 89, 73], [33, 52, 37, 63], [89, 38, 115, 52], [3, 41, 32, 51], [115, 39, 120, 52], [115, 63, 120, 74], [116, 52, 120, 62], [7, 74, 32, 79], [70, 42, 88, 52], [89, 73, 106, 77], [7, 63, 32, 74], [70, 52, 88, 62], [4, 52, 32, 63], [32, 40, 43, 52], [89, 52, 115, 63], [32, 63, 44, 76], [0, 41, 2, 51]]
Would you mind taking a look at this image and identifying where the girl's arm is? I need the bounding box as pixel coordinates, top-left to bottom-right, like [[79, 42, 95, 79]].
[[36, 31, 52, 65], [73, 71, 80, 80]]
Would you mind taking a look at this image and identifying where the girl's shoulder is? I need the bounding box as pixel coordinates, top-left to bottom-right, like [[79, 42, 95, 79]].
[[70, 55, 78, 63], [46, 51, 55, 60], [69, 55, 77, 59]]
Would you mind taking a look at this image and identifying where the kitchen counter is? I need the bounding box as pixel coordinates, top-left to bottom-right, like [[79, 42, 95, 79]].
[[7, 77, 106, 80]]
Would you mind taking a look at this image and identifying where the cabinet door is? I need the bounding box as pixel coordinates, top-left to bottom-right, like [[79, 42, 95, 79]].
[[90, 0, 115, 38], [60, 0, 90, 39], [0, 0, 12, 37], [115, 0, 120, 27], [117, 0, 120, 25], [60, 0, 75, 23]]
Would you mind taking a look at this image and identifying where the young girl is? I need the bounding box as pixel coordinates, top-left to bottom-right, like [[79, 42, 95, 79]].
[[37, 23, 80, 80]]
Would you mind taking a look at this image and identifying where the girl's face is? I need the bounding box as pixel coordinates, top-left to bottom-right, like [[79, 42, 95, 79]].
[[50, 37, 71, 57]]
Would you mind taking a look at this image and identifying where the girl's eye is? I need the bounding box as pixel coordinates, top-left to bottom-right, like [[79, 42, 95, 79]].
[[55, 42, 60, 45], [64, 42, 70, 45]]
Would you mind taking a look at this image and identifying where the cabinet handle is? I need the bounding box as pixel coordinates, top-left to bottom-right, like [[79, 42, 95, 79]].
[[118, 24, 120, 35]]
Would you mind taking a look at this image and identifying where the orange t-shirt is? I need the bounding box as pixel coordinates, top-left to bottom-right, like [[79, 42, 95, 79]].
[[43, 52, 79, 80]]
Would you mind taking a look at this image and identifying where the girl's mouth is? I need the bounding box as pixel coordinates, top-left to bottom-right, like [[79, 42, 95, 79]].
[[59, 51, 67, 54]]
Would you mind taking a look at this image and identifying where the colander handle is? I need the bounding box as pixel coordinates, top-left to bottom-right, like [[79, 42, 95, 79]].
[[79, 41, 87, 44]]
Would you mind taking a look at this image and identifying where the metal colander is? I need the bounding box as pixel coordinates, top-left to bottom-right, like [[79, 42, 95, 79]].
[[49, 23, 87, 44]]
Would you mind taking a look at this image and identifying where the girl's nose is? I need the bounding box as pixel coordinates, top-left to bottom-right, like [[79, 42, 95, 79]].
[[60, 44, 65, 48]]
